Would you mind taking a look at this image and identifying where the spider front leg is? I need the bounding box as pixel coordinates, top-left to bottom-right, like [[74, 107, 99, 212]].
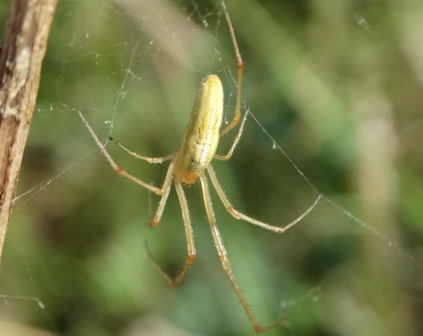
[[147, 178, 196, 287], [148, 156, 176, 227], [200, 175, 282, 332]]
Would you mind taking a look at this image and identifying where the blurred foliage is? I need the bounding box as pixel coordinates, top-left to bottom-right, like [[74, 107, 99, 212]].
[[1, 0, 423, 335]]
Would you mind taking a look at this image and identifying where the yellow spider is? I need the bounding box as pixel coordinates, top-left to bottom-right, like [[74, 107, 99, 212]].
[[78, 1, 319, 332]]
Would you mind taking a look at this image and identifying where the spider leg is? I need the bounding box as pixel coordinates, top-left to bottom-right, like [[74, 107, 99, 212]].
[[148, 178, 196, 287], [200, 174, 281, 332], [219, 0, 244, 138], [78, 109, 173, 196], [109, 136, 174, 163], [149, 156, 176, 227], [214, 108, 249, 161], [207, 164, 322, 233]]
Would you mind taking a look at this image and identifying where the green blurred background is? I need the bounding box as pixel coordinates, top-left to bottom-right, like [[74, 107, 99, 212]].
[[1, 0, 423, 335]]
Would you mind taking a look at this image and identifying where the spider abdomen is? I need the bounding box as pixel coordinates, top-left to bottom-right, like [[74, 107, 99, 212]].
[[176, 74, 223, 184]]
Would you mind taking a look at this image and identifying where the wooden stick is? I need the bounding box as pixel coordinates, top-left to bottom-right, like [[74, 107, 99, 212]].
[[0, 0, 58, 260]]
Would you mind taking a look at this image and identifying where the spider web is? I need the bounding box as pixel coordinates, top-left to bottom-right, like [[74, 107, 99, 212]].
[[1, 0, 423, 335]]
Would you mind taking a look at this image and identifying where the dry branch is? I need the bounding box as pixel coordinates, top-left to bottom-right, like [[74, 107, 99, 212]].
[[0, 0, 58, 260]]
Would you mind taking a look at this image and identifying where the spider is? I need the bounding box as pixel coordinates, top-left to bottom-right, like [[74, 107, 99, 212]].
[[78, 1, 320, 332]]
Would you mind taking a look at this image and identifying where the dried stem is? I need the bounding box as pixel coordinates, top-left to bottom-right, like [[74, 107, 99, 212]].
[[0, 0, 58, 260]]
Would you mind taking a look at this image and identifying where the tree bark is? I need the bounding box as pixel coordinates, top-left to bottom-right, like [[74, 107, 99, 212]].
[[0, 0, 58, 260]]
